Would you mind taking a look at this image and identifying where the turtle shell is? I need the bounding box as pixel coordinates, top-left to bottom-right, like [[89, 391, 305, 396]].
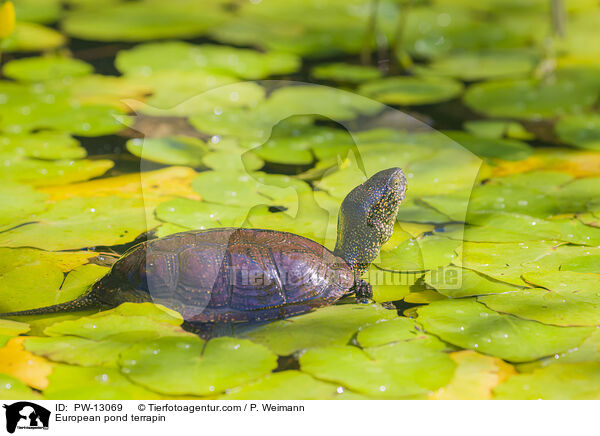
[[103, 228, 355, 323]]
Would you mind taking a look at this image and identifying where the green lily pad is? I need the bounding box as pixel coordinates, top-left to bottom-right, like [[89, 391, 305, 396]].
[[523, 270, 600, 294], [556, 176, 600, 213], [241, 304, 399, 356], [3, 56, 93, 82], [426, 268, 522, 298], [61, 0, 229, 42], [494, 171, 573, 194], [359, 76, 463, 106], [378, 234, 460, 272], [116, 41, 300, 79], [479, 286, 600, 327], [0, 183, 47, 228], [220, 370, 347, 400], [367, 266, 418, 302], [44, 364, 161, 399], [191, 171, 309, 209], [463, 75, 600, 120], [0, 196, 155, 250], [119, 336, 277, 396], [2, 22, 65, 52], [418, 51, 535, 81], [13, 0, 62, 24], [417, 299, 593, 362], [0, 373, 42, 400], [463, 212, 600, 245], [311, 63, 382, 83], [138, 79, 265, 116], [555, 114, 600, 151], [25, 304, 192, 367], [561, 255, 600, 273], [493, 362, 600, 399], [300, 339, 456, 399], [155, 198, 248, 231], [443, 131, 533, 161], [0, 131, 86, 160], [356, 317, 437, 348], [0, 263, 107, 312], [463, 120, 534, 140], [0, 157, 113, 187], [203, 149, 264, 172], [126, 136, 209, 167], [0, 319, 30, 336]]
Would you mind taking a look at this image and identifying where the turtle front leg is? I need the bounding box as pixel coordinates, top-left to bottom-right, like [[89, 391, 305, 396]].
[[353, 279, 373, 304]]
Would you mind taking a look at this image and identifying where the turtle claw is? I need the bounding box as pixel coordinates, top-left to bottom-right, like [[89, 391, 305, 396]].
[[354, 279, 373, 304]]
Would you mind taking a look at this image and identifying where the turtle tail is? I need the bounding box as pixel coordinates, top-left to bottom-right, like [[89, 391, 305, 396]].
[[0, 286, 106, 318]]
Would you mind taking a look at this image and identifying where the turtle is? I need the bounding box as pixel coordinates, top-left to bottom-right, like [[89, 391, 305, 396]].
[[1, 167, 407, 325]]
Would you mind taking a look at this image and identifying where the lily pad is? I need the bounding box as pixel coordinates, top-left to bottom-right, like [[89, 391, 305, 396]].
[[220, 371, 346, 400], [116, 41, 300, 79], [2, 22, 65, 52], [493, 362, 600, 399], [1, 131, 86, 160], [0, 183, 48, 228], [0, 263, 107, 312], [119, 336, 277, 396], [0, 337, 52, 390], [556, 114, 600, 150], [463, 75, 600, 120], [359, 76, 463, 106], [426, 268, 522, 298], [241, 304, 399, 356], [300, 339, 456, 399], [126, 136, 209, 167], [418, 51, 536, 81], [0, 196, 155, 250], [311, 63, 382, 83], [377, 234, 460, 272], [44, 364, 160, 399], [443, 131, 533, 161], [155, 198, 248, 231], [560, 255, 600, 273], [463, 120, 534, 140], [61, 0, 229, 42], [429, 350, 516, 400], [0, 373, 42, 400], [3, 56, 93, 82], [417, 298, 594, 362], [191, 171, 308, 209]]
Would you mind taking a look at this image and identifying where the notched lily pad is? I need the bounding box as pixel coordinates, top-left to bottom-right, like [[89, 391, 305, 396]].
[[119, 336, 277, 396], [359, 76, 463, 106], [417, 299, 593, 362]]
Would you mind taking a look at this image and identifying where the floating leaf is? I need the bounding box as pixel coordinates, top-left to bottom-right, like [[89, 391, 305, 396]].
[[378, 234, 460, 272], [126, 136, 209, 167], [0, 183, 47, 228], [62, 0, 229, 42], [2, 21, 65, 52], [116, 41, 300, 79], [1, 131, 86, 160], [463, 73, 600, 119], [464, 120, 534, 140], [3, 56, 93, 82], [241, 304, 398, 356], [0, 263, 107, 312], [311, 63, 382, 83], [417, 51, 535, 81], [300, 339, 456, 399], [44, 364, 160, 399], [561, 255, 600, 273], [426, 268, 522, 298], [356, 317, 434, 348], [493, 362, 600, 399], [417, 299, 593, 362], [443, 131, 533, 161], [119, 336, 277, 396], [0, 337, 52, 390], [359, 76, 463, 106], [0, 196, 156, 250], [220, 371, 346, 400], [155, 198, 247, 231], [429, 350, 516, 400], [0, 373, 42, 400]]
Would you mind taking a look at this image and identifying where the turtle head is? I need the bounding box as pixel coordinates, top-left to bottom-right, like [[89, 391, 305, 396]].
[[334, 167, 407, 276]]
